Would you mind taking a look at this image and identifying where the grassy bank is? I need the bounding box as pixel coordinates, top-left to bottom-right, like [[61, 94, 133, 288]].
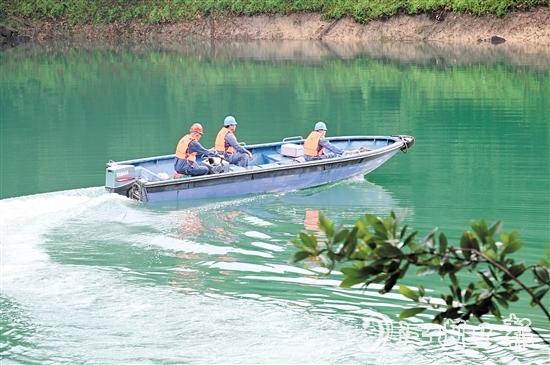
[[1, 0, 548, 26]]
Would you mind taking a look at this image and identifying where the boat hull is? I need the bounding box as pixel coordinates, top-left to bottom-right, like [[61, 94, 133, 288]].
[[105, 135, 414, 202]]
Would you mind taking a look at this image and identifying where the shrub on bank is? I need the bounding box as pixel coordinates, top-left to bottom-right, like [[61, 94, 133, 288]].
[[0, 0, 548, 25]]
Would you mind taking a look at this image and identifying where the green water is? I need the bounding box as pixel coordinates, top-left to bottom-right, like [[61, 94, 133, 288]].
[[1, 41, 549, 364]]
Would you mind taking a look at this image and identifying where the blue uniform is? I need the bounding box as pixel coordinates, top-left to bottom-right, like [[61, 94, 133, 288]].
[[304, 136, 345, 161], [174, 140, 220, 176], [222, 133, 251, 167]]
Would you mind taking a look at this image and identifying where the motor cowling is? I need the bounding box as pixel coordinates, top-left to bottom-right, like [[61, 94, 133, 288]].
[[106, 164, 136, 190]]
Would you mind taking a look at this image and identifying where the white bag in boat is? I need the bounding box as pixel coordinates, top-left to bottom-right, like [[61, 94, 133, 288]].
[[203, 157, 230, 174], [157, 172, 170, 180]]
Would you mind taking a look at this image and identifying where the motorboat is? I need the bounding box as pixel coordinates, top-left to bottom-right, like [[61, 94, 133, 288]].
[[105, 135, 415, 202]]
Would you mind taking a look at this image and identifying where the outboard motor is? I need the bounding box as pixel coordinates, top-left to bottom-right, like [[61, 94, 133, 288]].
[[105, 164, 136, 195], [203, 157, 230, 174]]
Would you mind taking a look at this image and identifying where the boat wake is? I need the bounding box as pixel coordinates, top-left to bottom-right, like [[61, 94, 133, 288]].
[[1, 186, 547, 364]]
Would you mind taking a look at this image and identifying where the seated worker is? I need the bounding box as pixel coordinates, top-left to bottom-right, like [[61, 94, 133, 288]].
[[174, 123, 222, 176], [214, 116, 253, 167], [304, 121, 348, 161]]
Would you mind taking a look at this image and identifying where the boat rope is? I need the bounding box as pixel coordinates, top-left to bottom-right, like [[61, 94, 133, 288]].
[[397, 135, 410, 154]]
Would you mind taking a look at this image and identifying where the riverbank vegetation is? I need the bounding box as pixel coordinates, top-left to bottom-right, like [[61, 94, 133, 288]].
[[1, 0, 548, 26]]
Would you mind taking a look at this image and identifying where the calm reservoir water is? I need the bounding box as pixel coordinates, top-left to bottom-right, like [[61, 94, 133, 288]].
[[1, 41, 549, 364]]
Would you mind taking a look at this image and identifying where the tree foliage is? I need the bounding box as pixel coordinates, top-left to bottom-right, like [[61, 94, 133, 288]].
[[290, 211, 550, 344]]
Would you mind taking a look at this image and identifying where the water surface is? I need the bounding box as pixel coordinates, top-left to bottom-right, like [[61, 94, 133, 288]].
[[1, 40, 549, 364]]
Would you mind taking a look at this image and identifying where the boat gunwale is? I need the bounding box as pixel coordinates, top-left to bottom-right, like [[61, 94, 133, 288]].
[[108, 135, 406, 166], [137, 135, 410, 188]]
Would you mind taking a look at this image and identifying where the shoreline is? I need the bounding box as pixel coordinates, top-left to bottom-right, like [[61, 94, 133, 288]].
[[3, 7, 549, 45]]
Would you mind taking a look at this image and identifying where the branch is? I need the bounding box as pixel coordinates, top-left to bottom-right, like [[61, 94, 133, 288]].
[[466, 248, 550, 321], [460, 248, 550, 346], [529, 326, 550, 346]]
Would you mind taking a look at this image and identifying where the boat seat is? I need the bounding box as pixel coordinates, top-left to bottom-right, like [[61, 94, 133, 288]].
[[136, 166, 166, 181], [264, 154, 286, 163], [264, 154, 304, 164]]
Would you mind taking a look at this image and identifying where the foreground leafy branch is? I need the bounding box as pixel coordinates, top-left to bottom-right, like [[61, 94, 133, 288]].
[[290, 211, 550, 345]]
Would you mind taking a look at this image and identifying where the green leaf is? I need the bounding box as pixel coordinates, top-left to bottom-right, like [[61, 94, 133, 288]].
[[470, 219, 480, 236], [487, 220, 503, 238], [402, 231, 417, 247], [292, 250, 311, 262], [500, 232, 509, 246], [497, 289, 519, 302], [531, 287, 549, 307], [489, 301, 502, 321], [375, 243, 403, 258], [483, 249, 497, 261], [485, 236, 498, 254], [341, 267, 364, 278], [398, 262, 410, 278], [449, 284, 457, 300], [460, 231, 479, 259], [470, 234, 480, 252], [340, 276, 366, 288], [381, 272, 400, 293], [360, 266, 379, 277], [398, 307, 426, 320], [318, 213, 334, 238], [464, 282, 475, 302], [502, 263, 526, 281], [533, 266, 550, 284], [299, 232, 318, 250], [501, 240, 524, 256], [539, 259, 550, 269], [478, 289, 492, 301], [399, 285, 419, 301], [438, 261, 455, 277], [488, 265, 499, 281], [339, 227, 358, 258], [333, 229, 350, 244], [355, 218, 367, 232], [471, 218, 488, 243], [366, 214, 389, 240], [387, 260, 400, 273], [495, 295, 509, 308], [399, 224, 408, 240], [478, 271, 495, 289], [393, 210, 406, 236], [418, 285, 425, 297], [449, 272, 459, 288], [419, 227, 438, 248], [439, 232, 448, 253]]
